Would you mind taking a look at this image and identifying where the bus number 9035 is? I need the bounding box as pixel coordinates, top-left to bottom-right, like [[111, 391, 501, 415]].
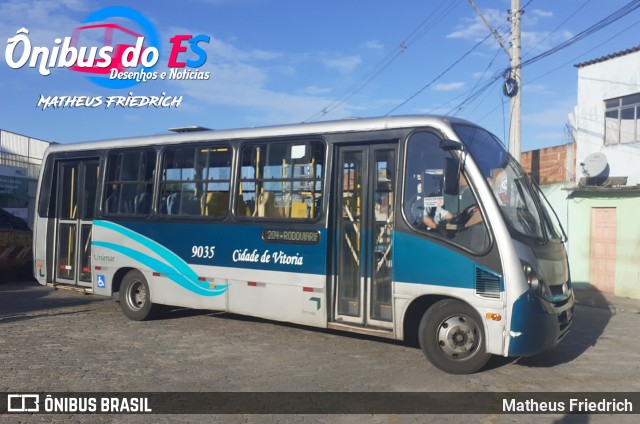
[[192, 245, 216, 259]]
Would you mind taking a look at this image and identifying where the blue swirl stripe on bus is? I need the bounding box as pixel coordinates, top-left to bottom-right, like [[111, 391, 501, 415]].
[[92, 220, 228, 296], [95, 220, 196, 277], [91, 241, 227, 296]]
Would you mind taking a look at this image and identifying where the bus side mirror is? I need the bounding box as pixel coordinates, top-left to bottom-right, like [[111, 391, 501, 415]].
[[439, 139, 463, 151], [443, 157, 460, 195]]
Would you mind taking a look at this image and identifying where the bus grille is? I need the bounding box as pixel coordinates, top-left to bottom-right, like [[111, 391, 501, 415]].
[[475, 267, 501, 299]]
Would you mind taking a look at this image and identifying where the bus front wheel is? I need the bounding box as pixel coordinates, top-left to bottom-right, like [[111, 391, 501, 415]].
[[418, 299, 491, 374], [119, 270, 158, 321]]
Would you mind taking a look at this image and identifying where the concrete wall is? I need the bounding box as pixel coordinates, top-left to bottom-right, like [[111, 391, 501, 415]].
[[575, 49, 640, 185], [566, 190, 640, 299]]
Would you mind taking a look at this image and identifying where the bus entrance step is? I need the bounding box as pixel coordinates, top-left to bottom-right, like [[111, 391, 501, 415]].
[[50, 283, 92, 295]]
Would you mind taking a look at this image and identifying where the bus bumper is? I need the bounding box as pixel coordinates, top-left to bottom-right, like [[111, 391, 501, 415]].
[[508, 290, 574, 357]]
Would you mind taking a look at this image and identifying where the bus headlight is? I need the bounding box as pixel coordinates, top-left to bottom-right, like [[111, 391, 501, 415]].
[[523, 263, 540, 291], [522, 262, 550, 300], [522, 262, 549, 299]]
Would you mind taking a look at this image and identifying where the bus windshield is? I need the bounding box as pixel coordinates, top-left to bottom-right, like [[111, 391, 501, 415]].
[[452, 124, 561, 242]]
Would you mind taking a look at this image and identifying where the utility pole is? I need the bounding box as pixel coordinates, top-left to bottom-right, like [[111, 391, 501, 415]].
[[509, 0, 522, 162], [467, 0, 522, 161]]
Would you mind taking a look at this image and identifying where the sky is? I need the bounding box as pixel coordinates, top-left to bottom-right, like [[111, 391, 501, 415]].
[[0, 0, 639, 152]]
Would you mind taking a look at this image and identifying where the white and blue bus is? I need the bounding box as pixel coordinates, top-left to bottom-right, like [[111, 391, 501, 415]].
[[33, 115, 573, 374]]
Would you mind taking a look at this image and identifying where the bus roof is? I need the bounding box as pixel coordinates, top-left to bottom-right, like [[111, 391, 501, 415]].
[[45, 115, 474, 154]]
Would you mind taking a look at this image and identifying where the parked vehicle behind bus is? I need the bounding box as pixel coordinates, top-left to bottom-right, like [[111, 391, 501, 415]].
[[33, 115, 573, 374], [0, 208, 32, 283]]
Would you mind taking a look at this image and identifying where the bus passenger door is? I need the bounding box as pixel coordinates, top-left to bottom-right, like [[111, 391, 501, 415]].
[[54, 159, 99, 288], [333, 144, 396, 331]]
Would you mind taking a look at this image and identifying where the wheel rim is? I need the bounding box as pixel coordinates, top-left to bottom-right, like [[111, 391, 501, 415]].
[[435, 314, 481, 361], [125, 279, 146, 312]]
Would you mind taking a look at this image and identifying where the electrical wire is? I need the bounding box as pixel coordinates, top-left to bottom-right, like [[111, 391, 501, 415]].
[[386, 5, 519, 117], [460, 48, 504, 115], [425, 21, 508, 115], [447, 70, 503, 115], [304, 0, 463, 122], [521, 0, 640, 68], [452, 0, 640, 133], [527, 18, 640, 85], [456, 0, 640, 123], [522, 0, 592, 59], [385, 31, 495, 116]]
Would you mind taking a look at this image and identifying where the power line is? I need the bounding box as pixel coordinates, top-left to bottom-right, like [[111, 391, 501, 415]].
[[455, 1, 640, 125], [391, 15, 511, 117], [466, 66, 503, 116], [527, 17, 640, 85], [521, 0, 534, 9], [521, 0, 640, 68], [448, 72, 502, 115], [425, 21, 508, 115], [445, 46, 504, 115], [385, 31, 495, 116], [304, 0, 463, 122], [457, 0, 640, 131], [521, 0, 592, 59]]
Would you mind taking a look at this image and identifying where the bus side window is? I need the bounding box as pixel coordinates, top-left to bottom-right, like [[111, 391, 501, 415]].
[[236, 141, 324, 220], [103, 150, 156, 216], [159, 145, 231, 218]]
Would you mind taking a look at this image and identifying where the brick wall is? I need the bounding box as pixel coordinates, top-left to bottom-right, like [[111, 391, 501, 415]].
[[521, 143, 575, 184]]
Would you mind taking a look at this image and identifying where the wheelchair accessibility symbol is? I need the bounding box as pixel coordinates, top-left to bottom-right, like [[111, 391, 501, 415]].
[[97, 275, 106, 289]]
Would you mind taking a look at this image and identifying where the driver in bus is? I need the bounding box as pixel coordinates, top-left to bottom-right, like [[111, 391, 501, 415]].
[[422, 198, 452, 231], [443, 173, 482, 229]]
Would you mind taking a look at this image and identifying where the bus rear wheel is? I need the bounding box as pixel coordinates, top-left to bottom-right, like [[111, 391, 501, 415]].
[[418, 299, 491, 374], [120, 270, 158, 321]]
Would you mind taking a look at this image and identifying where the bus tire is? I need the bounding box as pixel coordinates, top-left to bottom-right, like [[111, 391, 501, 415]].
[[418, 299, 490, 374], [119, 270, 158, 321]]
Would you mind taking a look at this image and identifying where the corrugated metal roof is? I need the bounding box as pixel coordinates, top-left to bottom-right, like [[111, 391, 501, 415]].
[[0, 130, 52, 158], [574, 45, 640, 68]]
